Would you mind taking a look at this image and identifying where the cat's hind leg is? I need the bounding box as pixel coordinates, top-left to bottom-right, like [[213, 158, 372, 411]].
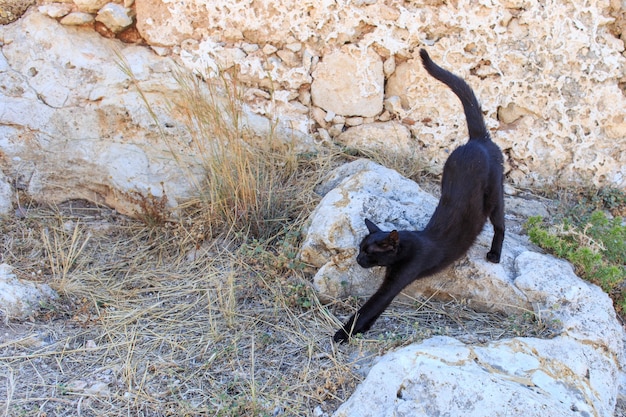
[[486, 195, 505, 263]]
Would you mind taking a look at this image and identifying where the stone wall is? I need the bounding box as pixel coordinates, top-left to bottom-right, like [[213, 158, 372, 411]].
[[134, 0, 626, 188], [1, 0, 625, 215]]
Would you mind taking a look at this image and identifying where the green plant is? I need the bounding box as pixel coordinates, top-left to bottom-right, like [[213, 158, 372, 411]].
[[526, 211, 626, 312], [286, 283, 313, 309], [563, 186, 626, 222]]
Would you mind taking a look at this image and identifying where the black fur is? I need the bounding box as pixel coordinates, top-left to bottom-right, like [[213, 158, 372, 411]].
[[333, 49, 505, 343]]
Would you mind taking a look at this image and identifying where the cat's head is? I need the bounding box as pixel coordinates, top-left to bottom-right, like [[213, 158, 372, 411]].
[[356, 219, 400, 268]]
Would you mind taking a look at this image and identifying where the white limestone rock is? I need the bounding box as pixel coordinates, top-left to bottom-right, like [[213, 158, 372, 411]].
[[300, 159, 531, 314], [311, 45, 384, 118], [73, 0, 108, 13], [0, 170, 12, 215], [0, 264, 58, 320], [333, 252, 625, 416], [514, 251, 625, 363], [0, 11, 313, 217], [135, 0, 193, 46], [59, 12, 95, 26], [0, 12, 188, 216], [307, 161, 625, 416], [95, 3, 134, 33], [334, 335, 619, 417], [335, 122, 413, 155], [38, 3, 73, 18]]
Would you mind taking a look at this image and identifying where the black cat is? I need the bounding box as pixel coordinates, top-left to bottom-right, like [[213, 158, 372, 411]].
[[333, 49, 505, 343]]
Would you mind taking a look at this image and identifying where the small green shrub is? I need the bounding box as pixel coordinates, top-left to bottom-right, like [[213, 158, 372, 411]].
[[526, 211, 626, 312], [564, 186, 626, 222]]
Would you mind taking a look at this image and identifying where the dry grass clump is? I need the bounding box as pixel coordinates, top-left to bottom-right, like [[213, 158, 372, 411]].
[[0, 203, 553, 417], [1, 204, 351, 416], [169, 69, 305, 239], [120, 57, 327, 240]]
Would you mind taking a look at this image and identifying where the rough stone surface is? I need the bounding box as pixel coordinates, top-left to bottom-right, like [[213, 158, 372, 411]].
[[335, 122, 413, 155], [333, 250, 624, 416], [0, 12, 188, 215], [38, 3, 73, 18], [73, 0, 109, 13], [59, 11, 95, 25], [0, 2, 624, 219], [0, 0, 34, 24], [130, 0, 626, 188], [300, 159, 531, 315], [0, 264, 58, 320], [0, 170, 12, 215], [311, 45, 384, 118], [302, 160, 626, 416], [95, 3, 134, 33]]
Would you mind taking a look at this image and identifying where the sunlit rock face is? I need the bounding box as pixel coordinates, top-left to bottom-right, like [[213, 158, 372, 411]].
[[131, 0, 626, 189]]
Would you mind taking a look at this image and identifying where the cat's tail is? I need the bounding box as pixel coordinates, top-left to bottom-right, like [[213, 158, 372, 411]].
[[419, 49, 489, 141]]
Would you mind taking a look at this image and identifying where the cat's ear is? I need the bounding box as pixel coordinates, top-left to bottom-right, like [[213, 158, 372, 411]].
[[386, 230, 400, 249], [364, 218, 382, 234]]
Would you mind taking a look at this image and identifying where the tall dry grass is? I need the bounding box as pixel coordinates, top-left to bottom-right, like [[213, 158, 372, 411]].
[[118, 54, 325, 240]]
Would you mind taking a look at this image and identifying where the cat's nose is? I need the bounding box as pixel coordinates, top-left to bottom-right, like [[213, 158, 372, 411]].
[[356, 254, 369, 268]]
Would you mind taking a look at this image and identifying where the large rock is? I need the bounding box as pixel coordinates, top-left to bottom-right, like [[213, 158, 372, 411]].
[[333, 251, 625, 416], [0, 11, 189, 216], [335, 122, 413, 155], [0, 264, 58, 320], [300, 159, 531, 315], [95, 3, 134, 34], [0, 11, 312, 217], [303, 160, 625, 415]]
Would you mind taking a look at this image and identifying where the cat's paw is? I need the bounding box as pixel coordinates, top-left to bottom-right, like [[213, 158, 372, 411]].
[[486, 251, 501, 263], [333, 328, 350, 344]]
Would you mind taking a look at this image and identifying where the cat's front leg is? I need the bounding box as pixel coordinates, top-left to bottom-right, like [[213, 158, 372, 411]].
[[333, 309, 381, 343], [333, 271, 413, 343], [333, 316, 356, 343]]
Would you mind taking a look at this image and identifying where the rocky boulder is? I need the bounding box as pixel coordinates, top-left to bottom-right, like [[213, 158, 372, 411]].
[[0, 170, 12, 215], [0, 11, 190, 216], [311, 45, 384, 118], [0, 11, 311, 217], [333, 251, 625, 416], [335, 122, 414, 156]]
